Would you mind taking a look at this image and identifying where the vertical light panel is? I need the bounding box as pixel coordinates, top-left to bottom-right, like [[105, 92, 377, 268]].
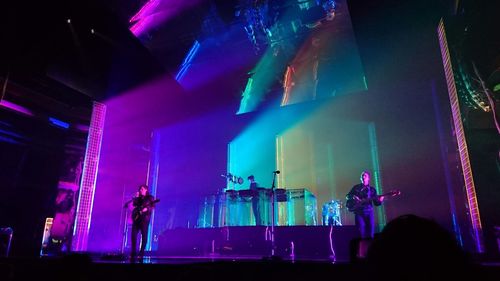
[[226, 142, 232, 190], [72, 102, 106, 251], [368, 123, 386, 228], [431, 81, 464, 246], [326, 144, 335, 199], [147, 131, 160, 251], [437, 19, 484, 253], [275, 135, 288, 225], [276, 135, 285, 188]]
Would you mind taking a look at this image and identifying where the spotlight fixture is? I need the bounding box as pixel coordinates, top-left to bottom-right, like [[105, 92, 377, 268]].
[[90, 29, 95, 34], [67, 18, 71, 24]]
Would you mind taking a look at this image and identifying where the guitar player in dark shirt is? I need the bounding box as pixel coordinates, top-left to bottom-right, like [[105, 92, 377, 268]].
[[130, 184, 157, 261], [346, 171, 385, 239]]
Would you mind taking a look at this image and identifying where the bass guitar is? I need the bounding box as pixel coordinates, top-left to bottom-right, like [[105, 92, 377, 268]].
[[346, 189, 400, 212], [132, 198, 160, 222]]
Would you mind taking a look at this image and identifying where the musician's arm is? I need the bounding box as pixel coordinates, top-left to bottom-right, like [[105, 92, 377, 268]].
[[132, 196, 140, 207], [373, 188, 383, 206], [346, 186, 356, 200], [143, 196, 157, 213], [374, 196, 385, 207]]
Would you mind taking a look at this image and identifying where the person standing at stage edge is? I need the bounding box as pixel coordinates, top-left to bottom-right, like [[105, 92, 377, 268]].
[[248, 175, 262, 225], [346, 170, 385, 239], [130, 184, 156, 261]]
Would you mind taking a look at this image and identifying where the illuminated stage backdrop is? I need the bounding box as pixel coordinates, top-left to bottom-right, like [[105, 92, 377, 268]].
[[84, 1, 482, 257]]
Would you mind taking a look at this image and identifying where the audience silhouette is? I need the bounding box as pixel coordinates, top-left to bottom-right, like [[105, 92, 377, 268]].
[[366, 214, 473, 281]]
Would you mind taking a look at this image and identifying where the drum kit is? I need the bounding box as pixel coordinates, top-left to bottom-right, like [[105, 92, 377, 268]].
[[322, 199, 343, 226]]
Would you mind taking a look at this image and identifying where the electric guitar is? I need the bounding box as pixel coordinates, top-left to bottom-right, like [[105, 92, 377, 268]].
[[132, 198, 160, 222], [346, 189, 401, 212]]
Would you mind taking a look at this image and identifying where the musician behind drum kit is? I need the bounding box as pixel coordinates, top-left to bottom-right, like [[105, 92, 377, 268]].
[[247, 175, 262, 225], [221, 173, 263, 225]]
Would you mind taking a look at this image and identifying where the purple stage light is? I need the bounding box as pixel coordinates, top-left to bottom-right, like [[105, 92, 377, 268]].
[[48, 117, 70, 129], [129, 0, 204, 37], [0, 100, 34, 116]]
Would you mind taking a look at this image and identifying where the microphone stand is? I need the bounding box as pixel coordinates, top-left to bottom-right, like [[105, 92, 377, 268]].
[[121, 194, 134, 255], [269, 171, 278, 258], [122, 194, 137, 256]]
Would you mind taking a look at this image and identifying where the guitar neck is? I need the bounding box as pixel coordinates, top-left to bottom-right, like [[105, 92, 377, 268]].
[[360, 192, 392, 203], [143, 199, 159, 208], [347, 190, 400, 212], [361, 195, 380, 203]]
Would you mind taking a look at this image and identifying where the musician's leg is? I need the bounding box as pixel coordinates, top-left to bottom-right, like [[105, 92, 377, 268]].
[[131, 223, 139, 259], [367, 211, 375, 238], [355, 214, 366, 238], [139, 221, 149, 257], [252, 198, 260, 225]]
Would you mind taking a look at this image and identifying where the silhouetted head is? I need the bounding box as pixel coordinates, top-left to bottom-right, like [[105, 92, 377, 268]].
[[366, 214, 471, 280]]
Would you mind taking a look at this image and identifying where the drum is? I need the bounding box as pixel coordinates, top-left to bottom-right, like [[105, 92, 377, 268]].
[[323, 200, 341, 215]]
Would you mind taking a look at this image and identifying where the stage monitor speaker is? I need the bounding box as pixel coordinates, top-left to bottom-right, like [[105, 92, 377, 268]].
[[40, 217, 53, 256]]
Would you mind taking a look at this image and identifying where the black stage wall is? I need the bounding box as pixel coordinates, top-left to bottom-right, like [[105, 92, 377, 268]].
[[158, 226, 358, 261]]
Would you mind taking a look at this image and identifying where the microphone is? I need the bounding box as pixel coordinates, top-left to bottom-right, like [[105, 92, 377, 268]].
[[273, 170, 280, 174]]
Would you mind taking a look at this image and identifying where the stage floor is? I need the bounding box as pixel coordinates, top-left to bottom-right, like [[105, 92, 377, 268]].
[[97, 253, 338, 264], [2, 254, 499, 281]]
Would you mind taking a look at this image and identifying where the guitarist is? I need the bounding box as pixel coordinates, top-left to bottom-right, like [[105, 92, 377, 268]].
[[130, 184, 156, 261], [346, 171, 385, 239]]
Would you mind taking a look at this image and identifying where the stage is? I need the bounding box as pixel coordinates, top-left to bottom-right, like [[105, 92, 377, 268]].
[[155, 225, 358, 262], [6, 225, 500, 281]]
